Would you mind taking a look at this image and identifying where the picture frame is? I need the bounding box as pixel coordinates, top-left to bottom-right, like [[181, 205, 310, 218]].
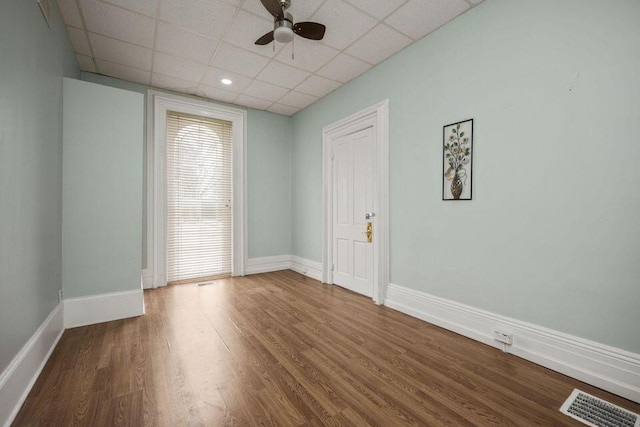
[[443, 119, 473, 200]]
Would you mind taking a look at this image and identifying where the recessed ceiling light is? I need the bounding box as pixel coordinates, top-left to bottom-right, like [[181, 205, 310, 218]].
[[221, 78, 232, 85]]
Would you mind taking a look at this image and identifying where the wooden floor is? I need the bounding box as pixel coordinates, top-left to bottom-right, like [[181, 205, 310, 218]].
[[14, 271, 640, 426]]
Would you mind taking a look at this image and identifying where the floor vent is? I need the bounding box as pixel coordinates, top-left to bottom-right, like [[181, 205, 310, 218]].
[[197, 281, 216, 286], [560, 389, 639, 427]]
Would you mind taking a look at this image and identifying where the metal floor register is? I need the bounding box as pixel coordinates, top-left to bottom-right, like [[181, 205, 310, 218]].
[[560, 389, 639, 427]]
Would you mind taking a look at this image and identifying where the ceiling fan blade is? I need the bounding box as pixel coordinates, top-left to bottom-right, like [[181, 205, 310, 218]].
[[259, 0, 284, 19], [255, 31, 275, 45], [293, 22, 326, 40]]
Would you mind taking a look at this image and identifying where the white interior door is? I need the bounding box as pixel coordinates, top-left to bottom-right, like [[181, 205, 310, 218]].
[[332, 126, 374, 297]]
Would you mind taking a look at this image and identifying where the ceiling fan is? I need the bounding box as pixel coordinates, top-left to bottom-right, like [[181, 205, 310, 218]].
[[254, 0, 326, 46]]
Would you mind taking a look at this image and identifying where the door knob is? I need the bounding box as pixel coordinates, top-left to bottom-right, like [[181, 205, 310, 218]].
[[364, 221, 372, 243]]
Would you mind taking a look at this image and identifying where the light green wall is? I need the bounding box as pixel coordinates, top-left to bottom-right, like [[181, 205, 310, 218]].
[[247, 111, 292, 258], [62, 78, 143, 298], [79, 73, 150, 267], [80, 73, 293, 262], [292, 0, 640, 352], [0, 1, 79, 372]]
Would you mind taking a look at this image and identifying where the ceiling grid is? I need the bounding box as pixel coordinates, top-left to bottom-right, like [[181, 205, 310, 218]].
[[57, 0, 482, 115]]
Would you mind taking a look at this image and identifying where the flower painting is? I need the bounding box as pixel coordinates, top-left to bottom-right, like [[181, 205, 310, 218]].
[[443, 119, 473, 200]]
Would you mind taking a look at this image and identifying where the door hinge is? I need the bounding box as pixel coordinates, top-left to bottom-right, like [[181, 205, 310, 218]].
[[331, 264, 335, 272]]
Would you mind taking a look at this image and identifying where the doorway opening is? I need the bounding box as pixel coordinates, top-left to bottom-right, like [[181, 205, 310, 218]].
[[148, 92, 247, 288]]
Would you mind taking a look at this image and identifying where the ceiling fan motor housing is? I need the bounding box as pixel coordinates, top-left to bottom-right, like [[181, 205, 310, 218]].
[[274, 12, 294, 43]]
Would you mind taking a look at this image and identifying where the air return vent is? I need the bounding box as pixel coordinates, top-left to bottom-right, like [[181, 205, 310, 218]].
[[560, 389, 639, 427]]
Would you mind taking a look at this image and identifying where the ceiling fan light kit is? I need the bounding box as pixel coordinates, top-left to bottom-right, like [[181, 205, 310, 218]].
[[255, 0, 326, 48], [274, 13, 294, 43]]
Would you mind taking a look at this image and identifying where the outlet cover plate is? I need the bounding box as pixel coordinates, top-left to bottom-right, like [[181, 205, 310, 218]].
[[494, 330, 513, 345]]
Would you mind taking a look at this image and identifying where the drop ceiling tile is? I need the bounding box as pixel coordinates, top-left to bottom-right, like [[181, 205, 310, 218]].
[[211, 43, 270, 78], [153, 51, 206, 82], [80, 0, 155, 47], [311, 0, 377, 50], [76, 54, 97, 72], [256, 61, 309, 89], [277, 90, 318, 109], [267, 103, 299, 116], [294, 75, 341, 97], [159, 0, 236, 39], [239, 0, 270, 20], [155, 22, 219, 64], [316, 53, 370, 83], [243, 80, 288, 102], [197, 84, 239, 104], [344, 0, 407, 20], [151, 73, 199, 93], [291, 0, 332, 21], [102, 0, 158, 17], [96, 60, 151, 85], [89, 33, 153, 70], [346, 24, 412, 65], [243, 0, 323, 22], [201, 67, 252, 92], [223, 10, 283, 58], [275, 38, 339, 72], [235, 94, 272, 110], [385, 0, 469, 40], [67, 27, 92, 56], [57, 0, 83, 28]]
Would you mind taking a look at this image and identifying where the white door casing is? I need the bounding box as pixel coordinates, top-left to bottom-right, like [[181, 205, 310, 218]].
[[332, 127, 375, 297], [323, 100, 389, 304], [147, 91, 247, 287]]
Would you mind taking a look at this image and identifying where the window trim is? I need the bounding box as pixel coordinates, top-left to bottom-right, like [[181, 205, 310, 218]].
[[147, 91, 247, 287]]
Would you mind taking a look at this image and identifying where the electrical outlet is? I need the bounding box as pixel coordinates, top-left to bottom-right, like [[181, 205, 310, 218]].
[[494, 330, 513, 345], [58, 289, 63, 303]]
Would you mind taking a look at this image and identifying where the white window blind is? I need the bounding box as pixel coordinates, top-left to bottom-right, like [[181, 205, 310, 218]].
[[166, 111, 233, 283]]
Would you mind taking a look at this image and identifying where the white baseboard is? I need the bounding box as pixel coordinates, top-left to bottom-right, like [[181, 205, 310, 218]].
[[385, 283, 640, 404], [0, 303, 64, 427], [245, 255, 292, 275], [64, 289, 145, 329], [141, 269, 153, 289], [245, 255, 324, 282], [290, 256, 323, 281]]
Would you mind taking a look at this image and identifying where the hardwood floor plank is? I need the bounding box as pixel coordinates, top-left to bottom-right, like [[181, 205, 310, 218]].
[[315, 314, 560, 425], [297, 322, 482, 426], [12, 270, 640, 426], [237, 309, 346, 418]]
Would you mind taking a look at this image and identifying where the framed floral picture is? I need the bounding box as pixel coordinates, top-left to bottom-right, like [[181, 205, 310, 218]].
[[443, 119, 473, 200]]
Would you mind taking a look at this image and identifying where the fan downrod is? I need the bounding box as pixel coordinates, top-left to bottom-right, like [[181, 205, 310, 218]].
[[279, 0, 291, 11]]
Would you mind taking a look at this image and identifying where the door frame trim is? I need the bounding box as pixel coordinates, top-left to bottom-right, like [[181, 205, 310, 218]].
[[322, 100, 389, 304], [147, 91, 247, 287]]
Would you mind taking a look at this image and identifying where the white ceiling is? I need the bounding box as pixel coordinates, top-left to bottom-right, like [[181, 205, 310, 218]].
[[58, 0, 483, 116]]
